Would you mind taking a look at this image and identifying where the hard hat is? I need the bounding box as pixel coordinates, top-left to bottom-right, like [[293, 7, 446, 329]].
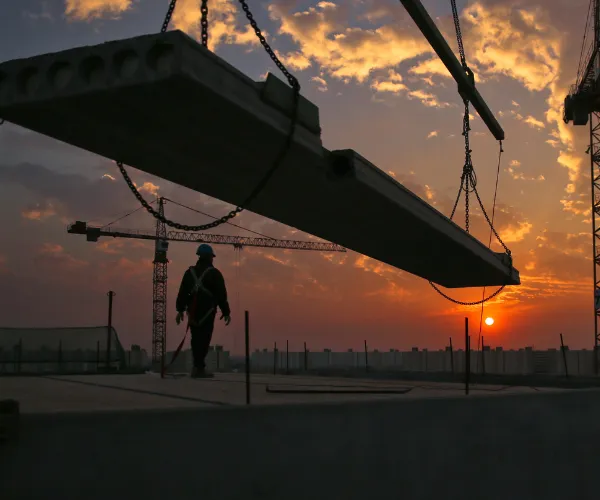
[[196, 243, 216, 257]]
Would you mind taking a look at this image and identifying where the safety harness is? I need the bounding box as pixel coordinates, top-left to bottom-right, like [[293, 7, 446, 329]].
[[186, 266, 216, 329]]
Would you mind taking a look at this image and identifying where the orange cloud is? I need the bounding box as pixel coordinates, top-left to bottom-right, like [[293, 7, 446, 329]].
[[137, 181, 160, 197], [506, 160, 545, 182], [172, 0, 259, 51], [407, 89, 451, 109], [96, 239, 126, 255], [21, 202, 56, 221], [509, 110, 546, 130], [462, 2, 561, 92], [499, 221, 533, 243], [97, 257, 153, 282], [64, 0, 133, 21], [557, 152, 583, 194], [409, 57, 450, 80], [371, 70, 408, 95], [310, 76, 328, 92], [37, 243, 88, 269], [39, 243, 64, 255], [364, 281, 411, 302], [524, 116, 545, 129], [267, 2, 432, 83], [560, 197, 591, 217], [95, 239, 151, 255]]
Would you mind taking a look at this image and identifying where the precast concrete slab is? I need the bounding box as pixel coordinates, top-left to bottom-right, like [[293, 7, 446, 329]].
[[1, 376, 598, 500], [0, 30, 518, 288]]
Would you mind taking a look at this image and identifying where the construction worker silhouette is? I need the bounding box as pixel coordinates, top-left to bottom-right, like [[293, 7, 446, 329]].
[[175, 244, 231, 378]]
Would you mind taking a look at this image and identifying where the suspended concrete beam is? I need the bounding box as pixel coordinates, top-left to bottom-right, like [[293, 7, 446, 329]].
[[398, 0, 505, 141], [0, 30, 519, 289], [326, 150, 518, 288]]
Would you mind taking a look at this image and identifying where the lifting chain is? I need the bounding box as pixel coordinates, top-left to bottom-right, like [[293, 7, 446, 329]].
[[117, 0, 301, 232], [163, 0, 208, 42], [161, 0, 178, 33], [201, 0, 209, 47], [428, 0, 513, 306]]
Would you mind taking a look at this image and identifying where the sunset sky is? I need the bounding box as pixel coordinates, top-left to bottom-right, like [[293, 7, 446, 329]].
[[0, 0, 596, 354]]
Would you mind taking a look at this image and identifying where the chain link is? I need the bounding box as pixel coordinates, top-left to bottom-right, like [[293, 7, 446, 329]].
[[161, 0, 178, 33], [428, 1, 513, 306], [118, 0, 301, 232], [237, 0, 300, 90], [161, 0, 206, 46], [201, 0, 209, 47], [117, 162, 244, 231], [430, 282, 507, 306], [429, 133, 513, 305], [450, 0, 466, 66]]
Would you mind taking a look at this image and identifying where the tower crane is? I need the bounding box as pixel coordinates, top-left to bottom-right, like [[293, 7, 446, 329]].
[[67, 197, 346, 367], [563, 0, 600, 374]]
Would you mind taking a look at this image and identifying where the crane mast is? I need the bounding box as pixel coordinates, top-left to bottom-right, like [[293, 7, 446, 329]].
[[153, 198, 168, 370], [68, 201, 346, 370], [564, 0, 600, 374]]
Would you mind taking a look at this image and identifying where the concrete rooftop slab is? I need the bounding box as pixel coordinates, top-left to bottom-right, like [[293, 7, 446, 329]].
[[0, 30, 518, 288], [3, 374, 599, 500], [2, 373, 568, 414]]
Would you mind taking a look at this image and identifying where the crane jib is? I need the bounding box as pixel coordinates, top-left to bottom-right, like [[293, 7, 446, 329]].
[[66, 221, 347, 253]]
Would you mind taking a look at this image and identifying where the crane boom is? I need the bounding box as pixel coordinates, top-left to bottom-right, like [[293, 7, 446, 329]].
[[398, 0, 504, 140], [67, 221, 347, 253]]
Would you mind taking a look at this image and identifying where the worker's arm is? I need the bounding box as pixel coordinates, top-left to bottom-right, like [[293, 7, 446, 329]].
[[211, 269, 231, 317], [175, 269, 192, 314]]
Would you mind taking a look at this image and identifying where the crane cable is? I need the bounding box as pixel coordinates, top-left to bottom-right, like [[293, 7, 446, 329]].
[[476, 144, 503, 370], [100, 200, 156, 229], [428, 0, 513, 307], [164, 197, 277, 239], [116, 0, 301, 233]]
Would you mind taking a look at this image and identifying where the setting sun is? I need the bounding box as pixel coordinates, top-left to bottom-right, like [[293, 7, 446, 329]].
[[485, 317, 495, 326]]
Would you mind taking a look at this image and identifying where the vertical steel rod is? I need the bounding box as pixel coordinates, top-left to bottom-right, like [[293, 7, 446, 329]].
[[245, 310, 251, 405], [465, 318, 470, 395]]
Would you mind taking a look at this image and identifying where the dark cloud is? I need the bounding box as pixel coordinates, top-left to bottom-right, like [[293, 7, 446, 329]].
[[0, 162, 138, 222]]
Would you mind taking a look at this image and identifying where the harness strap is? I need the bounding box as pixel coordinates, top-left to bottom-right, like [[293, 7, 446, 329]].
[[187, 266, 216, 327], [189, 266, 214, 297]]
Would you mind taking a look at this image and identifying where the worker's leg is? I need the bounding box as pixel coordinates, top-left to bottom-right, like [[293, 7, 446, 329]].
[[190, 320, 215, 371]]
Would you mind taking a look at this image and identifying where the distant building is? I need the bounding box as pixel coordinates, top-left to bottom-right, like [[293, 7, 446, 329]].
[[0, 326, 132, 374]]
